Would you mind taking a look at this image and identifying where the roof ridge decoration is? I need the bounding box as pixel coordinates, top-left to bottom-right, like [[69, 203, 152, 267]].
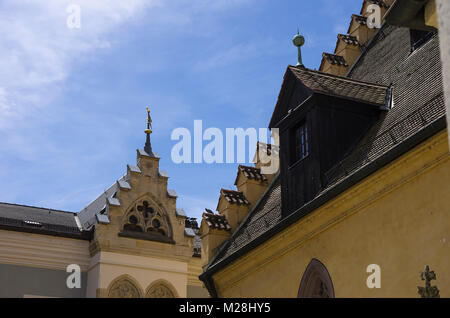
[[337, 34, 361, 46], [220, 189, 250, 206], [202, 211, 232, 231], [236, 165, 267, 183], [352, 13, 368, 25], [322, 53, 349, 67]]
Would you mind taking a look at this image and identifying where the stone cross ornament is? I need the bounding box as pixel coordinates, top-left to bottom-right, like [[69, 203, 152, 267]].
[[417, 265, 440, 298]]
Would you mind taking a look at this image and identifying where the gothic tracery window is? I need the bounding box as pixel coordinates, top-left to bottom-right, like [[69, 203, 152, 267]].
[[107, 276, 142, 298], [121, 198, 172, 242], [146, 283, 176, 298]]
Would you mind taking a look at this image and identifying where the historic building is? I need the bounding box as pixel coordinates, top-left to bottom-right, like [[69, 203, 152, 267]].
[[199, 0, 449, 297], [0, 109, 208, 298]]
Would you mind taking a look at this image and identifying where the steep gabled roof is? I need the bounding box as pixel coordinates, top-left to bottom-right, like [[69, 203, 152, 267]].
[[269, 66, 390, 128]]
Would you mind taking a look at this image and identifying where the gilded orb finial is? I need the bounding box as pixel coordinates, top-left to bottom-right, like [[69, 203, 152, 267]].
[[292, 28, 305, 67]]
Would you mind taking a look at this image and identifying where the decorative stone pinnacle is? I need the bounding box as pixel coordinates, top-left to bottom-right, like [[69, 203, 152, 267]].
[[417, 265, 440, 298], [144, 106, 153, 155]]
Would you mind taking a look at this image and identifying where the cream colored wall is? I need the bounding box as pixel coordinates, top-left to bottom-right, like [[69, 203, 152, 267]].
[[212, 130, 450, 298], [188, 257, 210, 297], [0, 230, 90, 271], [90, 251, 188, 297]]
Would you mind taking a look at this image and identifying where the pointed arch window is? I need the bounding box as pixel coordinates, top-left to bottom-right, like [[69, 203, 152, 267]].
[[298, 259, 335, 298]]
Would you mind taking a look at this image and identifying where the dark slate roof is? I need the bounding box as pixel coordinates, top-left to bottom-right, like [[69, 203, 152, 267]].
[[210, 175, 281, 267], [202, 212, 232, 231], [78, 177, 122, 230], [235, 165, 267, 185], [220, 189, 250, 206], [290, 66, 390, 106], [324, 26, 444, 186], [0, 202, 90, 240], [337, 34, 360, 46], [204, 25, 445, 274], [322, 53, 348, 66]]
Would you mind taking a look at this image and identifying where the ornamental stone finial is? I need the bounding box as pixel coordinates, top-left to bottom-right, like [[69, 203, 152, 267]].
[[144, 106, 153, 155], [417, 265, 440, 298], [292, 28, 305, 67]]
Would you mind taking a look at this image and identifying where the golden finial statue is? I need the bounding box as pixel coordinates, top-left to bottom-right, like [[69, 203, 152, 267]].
[[145, 106, 152, 134], [144, 106, 153, 155]]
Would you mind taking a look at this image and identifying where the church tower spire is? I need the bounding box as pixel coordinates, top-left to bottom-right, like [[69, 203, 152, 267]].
[[144, 106, 153, 155]]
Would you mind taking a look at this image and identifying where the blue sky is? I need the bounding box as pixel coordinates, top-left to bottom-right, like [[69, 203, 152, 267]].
[[0, 0, 363, 221]]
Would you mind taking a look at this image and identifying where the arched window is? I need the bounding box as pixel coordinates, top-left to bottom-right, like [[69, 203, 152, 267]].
[[297, 259, 335, 298], [107, 275, 143, 298], [120, 197, 174, 243], [145, 280, 178, 298]]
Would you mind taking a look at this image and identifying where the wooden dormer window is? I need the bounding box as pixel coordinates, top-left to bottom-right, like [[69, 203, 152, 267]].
[[292, 121, 309, 164]]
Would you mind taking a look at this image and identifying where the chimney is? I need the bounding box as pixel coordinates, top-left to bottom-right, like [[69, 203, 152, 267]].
[[319, 53, 349, 76], [216, 189, 250, 234], [234, 165, 269, 212], [198, 210, 231, 269]]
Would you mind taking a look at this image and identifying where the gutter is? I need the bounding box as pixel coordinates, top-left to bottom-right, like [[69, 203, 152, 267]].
[[201, 116, 447, 289]]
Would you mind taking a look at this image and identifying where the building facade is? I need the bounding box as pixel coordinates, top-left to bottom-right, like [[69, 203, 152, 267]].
[[200, 0, 449, 298], [0, 110, 208, 298]]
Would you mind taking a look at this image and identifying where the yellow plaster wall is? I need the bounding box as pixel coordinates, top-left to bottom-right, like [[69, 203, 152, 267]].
[[212, 130, 450, 298], [425, 0, 438, 29]]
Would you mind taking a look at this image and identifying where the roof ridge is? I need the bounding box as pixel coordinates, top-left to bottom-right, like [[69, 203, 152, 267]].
[[288, 65, 389, 89], [0, 201, 75, 214]]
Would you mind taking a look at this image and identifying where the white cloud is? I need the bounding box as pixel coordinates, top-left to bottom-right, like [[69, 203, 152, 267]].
[[0, 0, 158, 123]]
